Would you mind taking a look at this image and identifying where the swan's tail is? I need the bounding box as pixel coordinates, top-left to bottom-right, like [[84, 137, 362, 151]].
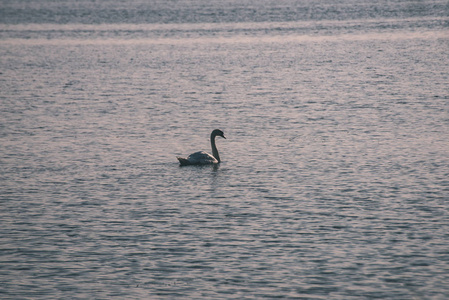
[[177, 157, 191, 166]]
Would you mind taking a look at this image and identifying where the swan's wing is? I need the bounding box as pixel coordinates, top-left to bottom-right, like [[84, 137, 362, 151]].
[[186, 151, 218, 164]]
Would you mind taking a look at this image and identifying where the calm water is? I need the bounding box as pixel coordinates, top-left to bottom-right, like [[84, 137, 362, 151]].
[[1, 1, 449, 299]]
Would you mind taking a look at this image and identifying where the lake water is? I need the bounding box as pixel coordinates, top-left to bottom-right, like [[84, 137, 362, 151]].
[[1, 1, 449, 299]]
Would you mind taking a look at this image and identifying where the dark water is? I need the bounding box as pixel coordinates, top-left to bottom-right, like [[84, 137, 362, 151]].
[[1, 1, 449, 299]]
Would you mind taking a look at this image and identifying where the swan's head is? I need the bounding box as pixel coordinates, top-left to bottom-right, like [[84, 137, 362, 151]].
[[213, 129, 226, 139]]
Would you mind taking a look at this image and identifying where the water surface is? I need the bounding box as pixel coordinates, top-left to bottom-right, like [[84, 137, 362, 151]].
[[1, 1, 449, 299]]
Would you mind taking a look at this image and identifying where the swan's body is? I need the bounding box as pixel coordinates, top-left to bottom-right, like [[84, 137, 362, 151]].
[[177, 129, 226, 166]]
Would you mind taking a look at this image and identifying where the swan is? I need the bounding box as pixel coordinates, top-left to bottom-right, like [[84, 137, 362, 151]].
[[177, 129, 226, 166]]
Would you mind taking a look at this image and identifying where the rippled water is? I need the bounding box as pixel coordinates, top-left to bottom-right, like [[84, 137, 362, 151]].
[[1, 1, 449, 299]]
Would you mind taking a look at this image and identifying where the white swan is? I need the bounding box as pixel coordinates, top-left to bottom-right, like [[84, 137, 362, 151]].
[[177, 129, 226, 166]]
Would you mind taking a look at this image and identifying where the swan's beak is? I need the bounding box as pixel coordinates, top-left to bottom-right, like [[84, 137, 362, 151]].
[[222, 135, 226, 139]]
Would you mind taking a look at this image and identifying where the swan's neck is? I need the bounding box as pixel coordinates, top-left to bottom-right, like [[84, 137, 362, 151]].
[[211, 132, 220, 163]]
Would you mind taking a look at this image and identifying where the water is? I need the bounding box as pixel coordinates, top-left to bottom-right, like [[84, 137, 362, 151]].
[[1, 1, 449, 299]]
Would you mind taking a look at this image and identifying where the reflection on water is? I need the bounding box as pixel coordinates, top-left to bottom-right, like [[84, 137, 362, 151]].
[[1, 0, 449, 299]]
